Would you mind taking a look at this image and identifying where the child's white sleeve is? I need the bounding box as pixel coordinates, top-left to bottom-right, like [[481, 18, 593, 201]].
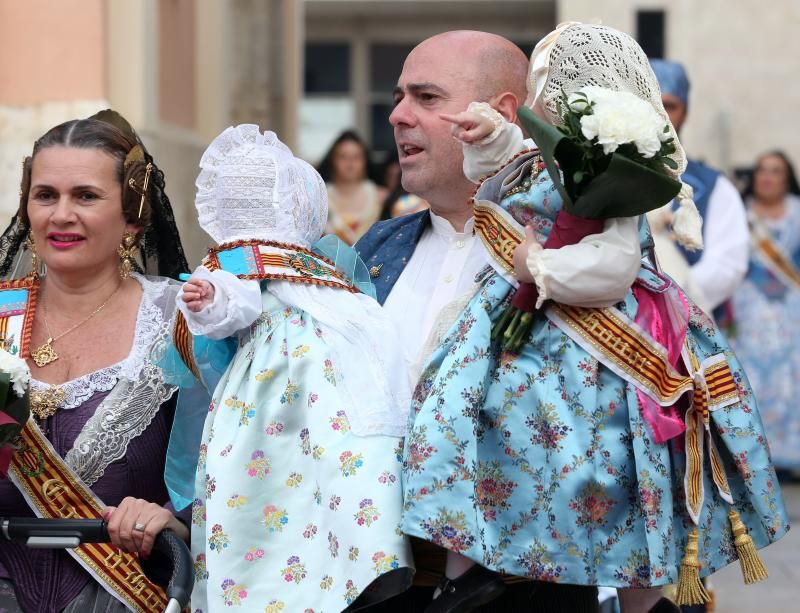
[[177, 266, 262, 339], [462, 102, 526, 184], [525, 216, 642, 308]]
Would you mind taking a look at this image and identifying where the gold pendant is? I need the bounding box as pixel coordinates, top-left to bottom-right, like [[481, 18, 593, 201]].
[[30, 385, 66, 421], [31, 338, 58, 367]]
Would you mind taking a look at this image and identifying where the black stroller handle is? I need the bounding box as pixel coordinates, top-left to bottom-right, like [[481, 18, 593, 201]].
[[0, 517, 193, 613]]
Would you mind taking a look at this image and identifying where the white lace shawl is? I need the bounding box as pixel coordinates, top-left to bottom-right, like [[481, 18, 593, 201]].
[[30, 274, 180, 485]]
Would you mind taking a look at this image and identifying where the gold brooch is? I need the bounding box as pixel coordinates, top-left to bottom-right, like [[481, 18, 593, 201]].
[[369, 263, 383, 278], [30, 385, 66, 421]]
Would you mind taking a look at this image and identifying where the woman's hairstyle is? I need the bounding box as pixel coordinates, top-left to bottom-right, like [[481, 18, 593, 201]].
[[19, 117, 153, 228], [315, 129, 380, 184], [0, 109, 188, 279], [742, 150, 800, 198]]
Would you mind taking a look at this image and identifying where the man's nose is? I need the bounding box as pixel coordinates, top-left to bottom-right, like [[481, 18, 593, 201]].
[[389, 97, 414, 128]]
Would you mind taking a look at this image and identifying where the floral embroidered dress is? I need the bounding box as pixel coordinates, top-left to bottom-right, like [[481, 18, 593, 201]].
[[171, 125, 412, 613], [729, 195, 800, 469], [190, 290, 411, 612], [400, 155, 789, 588]]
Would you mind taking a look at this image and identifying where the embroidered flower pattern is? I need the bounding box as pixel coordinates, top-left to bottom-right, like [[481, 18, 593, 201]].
[[255, 368, 277, 382], [343, 579, 359, 605], [328, 531, 339, 558], [354, 498, 380, 527], [208, 524, 229, 553], [285, 472, 303, 487], [371, 551, 400, 574], [329, 410, 350, 432], [474, 461, 516, 521], [264, 421, 284, 436], [191, 498, 206, 526], [245, 450, 270, 479], [227, 494, 248, 509], [339, 451, 364, 476], [220, 578, 247, 606], [404, 426, 436, 475], [291, 344, 311, 358], [280, 380, 301, 405], [569, 482, 615, 528], [262, 504, 289, 533], [323, 359, 336, 385], [377, 471, 397, 486], [320, 575, 334, 590], [243, 547, 264, 562], [420, 510, 475, 553], [193, 553, 208, 582], [281, 555, 307, 584]]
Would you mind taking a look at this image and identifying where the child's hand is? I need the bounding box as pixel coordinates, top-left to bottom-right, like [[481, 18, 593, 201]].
[[513, 225, 540, 284], [440, 110, 496, 144], [182, 277, 215, 312]]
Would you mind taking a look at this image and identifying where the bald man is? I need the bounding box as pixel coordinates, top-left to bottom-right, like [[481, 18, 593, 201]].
[[356, 31, 598, 613]]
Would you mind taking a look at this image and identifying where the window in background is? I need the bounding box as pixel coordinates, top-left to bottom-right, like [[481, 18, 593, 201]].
[[300, 42, 354, 163], [369, 43, 415, 159], [305, 43, 351, 93], [637, 10, 666, 59]]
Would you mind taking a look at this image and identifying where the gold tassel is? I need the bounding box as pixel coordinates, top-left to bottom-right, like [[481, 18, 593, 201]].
[[675, 528, 710, 606], [728, 509, 768, 584]]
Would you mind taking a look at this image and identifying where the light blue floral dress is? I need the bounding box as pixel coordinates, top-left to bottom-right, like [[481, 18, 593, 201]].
[[401, 156, 789, 588], [191, 290, 412, 613], [729, 196, 800, 470]]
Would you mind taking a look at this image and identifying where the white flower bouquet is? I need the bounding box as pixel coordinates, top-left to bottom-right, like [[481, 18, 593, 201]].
[[519, 86, 681, 218], [495, 88, 684, 352], [0, 348, 31, 477]]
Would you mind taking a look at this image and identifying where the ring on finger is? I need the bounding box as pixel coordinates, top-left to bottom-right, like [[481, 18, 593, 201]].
[[133, 522, 146, 533]]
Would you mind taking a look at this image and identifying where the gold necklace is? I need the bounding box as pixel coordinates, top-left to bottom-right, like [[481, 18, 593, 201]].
[[30, 283, 123, 367]]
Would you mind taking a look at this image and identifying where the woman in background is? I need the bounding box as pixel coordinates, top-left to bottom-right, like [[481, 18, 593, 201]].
[[730, 150, 800, 473], [318, 130, 386, 245]]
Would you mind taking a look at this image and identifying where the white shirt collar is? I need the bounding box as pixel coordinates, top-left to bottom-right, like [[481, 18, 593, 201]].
[[429, 210, 475, 238]]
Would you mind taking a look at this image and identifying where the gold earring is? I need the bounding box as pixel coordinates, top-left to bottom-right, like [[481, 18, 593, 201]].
[[117, 232, 138, 279], [24, 236, 41, 279]]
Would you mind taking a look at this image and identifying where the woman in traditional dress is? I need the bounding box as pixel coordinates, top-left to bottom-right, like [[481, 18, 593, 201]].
[[0, 111, 192, 613], [318, 131, 387, 245], [400, 23, 789, 613], [729, 151, 800, 472]]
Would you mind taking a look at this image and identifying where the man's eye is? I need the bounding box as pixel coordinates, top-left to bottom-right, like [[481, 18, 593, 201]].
[[419, 93, 437, 102]]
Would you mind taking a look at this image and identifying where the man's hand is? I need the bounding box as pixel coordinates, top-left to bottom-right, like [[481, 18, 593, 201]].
[[182, 277, 215, 312], [440, 110, 496, 144], [513, 225, 540, 284]]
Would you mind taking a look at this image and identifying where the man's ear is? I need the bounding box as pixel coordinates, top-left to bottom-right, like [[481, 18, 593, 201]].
[[488, 91, 520, 124]]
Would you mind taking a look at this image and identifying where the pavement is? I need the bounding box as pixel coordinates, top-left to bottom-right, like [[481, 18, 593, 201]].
[[709, 481, 800, 612]]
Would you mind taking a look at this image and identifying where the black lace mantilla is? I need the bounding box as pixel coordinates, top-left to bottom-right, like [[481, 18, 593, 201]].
[[0, 111, 189, 280]]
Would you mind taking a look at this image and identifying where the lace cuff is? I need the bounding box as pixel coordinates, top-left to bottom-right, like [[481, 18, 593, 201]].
[[525, 242, 549, 309], [466, 101, 505, 146]]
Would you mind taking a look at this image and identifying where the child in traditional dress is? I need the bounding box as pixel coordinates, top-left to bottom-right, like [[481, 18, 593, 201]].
[[401, 23, 788, 613], [173, 125, 412, 612]]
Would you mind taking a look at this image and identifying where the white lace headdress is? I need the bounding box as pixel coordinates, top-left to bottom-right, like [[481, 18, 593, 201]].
[[195, 124, 327, 247], [194, 125, 411, 437], [529, 23, 703, 249]]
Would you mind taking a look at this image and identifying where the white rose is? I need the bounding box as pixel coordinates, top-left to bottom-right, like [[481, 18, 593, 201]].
[[0, 348, 31, 397], [576, 87, 666, 158], [567, 92, 590, 113]]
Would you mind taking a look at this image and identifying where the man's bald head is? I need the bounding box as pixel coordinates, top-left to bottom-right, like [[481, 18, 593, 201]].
[[411, 31, 529, 104], [390, 31, 529, 225]]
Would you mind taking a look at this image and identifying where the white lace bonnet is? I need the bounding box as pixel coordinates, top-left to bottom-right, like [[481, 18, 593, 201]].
[[195, 124, 327, 247], [528, 23, 703, 248]]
